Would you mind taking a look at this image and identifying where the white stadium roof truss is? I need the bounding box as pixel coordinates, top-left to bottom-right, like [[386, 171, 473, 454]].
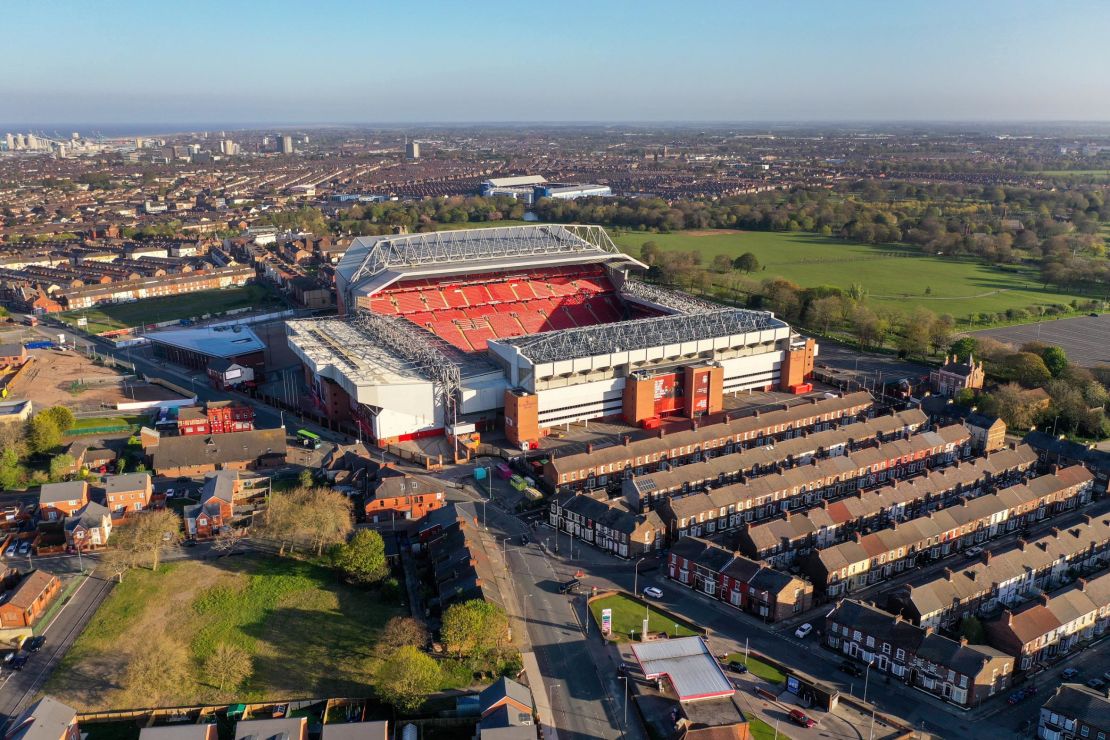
[[344, 224, 628, 290]]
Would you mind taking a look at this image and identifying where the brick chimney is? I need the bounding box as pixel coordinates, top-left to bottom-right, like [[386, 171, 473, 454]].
[[1077, 577, 1087, 592], [623, 435, 631, 447], [659, 427, 666, 439], [959, 636, 969, 647], [1003, 609, 1013, 626], [1039, 593, 1051, 606], [1017, 538, 1027, 551], [587, 442, 594, 454], [852, 531, 862, 542], [944, 567, 953, 581], [924, 626, 935, 636], [982, 551, 992, 565]]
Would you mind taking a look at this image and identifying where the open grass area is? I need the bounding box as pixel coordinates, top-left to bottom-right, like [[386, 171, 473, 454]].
[[610, 230, 1090, 319], [747, 714, 790, 740], [589, 593, 699, 642], [46, 555, 403, 710], [722, 652, 785, 685], [57, 284, 283, 333], [68, 415, 147, 432]]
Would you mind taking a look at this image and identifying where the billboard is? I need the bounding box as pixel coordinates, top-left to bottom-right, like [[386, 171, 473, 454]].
[[601, 608, 612, 635], [651, 372, 682, 415]]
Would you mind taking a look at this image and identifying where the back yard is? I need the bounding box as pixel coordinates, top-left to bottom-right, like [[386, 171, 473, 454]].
[[46, 555, 402, 710]]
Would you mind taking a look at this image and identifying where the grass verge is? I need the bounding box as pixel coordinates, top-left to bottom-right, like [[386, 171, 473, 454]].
[[589, 593, 699, 642]]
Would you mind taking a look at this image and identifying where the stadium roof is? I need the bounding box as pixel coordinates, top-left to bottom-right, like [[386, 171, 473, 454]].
[[492, 308, 784, 365], [485, 175, 547, 188], [336, 224, 644, 298], [631, 636, 734, 702], [144, 326, 264, 358]]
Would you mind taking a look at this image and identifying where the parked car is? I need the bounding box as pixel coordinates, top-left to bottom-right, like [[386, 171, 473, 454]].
[[10, 654, 28, 670], [643, 586, 663, 599], [727, 660, 748, 674], [1088, 677, 1108, 690], [965, 546, 983, 558], [617, 662, 641, 677], [838, 661, 864, 677], [17, 541, 30, 556], [1061, 668, 1080, 680], [24, 636, 45, 653], [165, 488, 175, 498], [520, 534, 529, 546], [788, 709, 816, 728], [795, 623, 814, 639], [3, 544, 16, 558]]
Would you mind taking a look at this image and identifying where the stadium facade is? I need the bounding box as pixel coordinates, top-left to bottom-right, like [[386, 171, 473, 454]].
[[286, 224, 816, 448]]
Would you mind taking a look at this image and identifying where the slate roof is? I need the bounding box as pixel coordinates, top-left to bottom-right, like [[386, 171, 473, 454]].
[[1042, 684, 1110, 732], [103, 472, 151, 494], [38, 481, 87, 505], [7, 696, 77, 740], [147, 427, 286, 472], [63, 501, 110, 532]]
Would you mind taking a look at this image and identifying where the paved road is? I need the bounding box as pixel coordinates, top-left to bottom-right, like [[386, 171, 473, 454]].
[[0, 573, 114, 725]]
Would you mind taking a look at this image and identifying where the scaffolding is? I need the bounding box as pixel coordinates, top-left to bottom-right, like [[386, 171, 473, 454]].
[[496, 308, 781, 365], [343, 223, 633, 290]]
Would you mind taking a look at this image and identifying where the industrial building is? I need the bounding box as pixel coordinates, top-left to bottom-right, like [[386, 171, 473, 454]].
[[286, 224, 816, 448]]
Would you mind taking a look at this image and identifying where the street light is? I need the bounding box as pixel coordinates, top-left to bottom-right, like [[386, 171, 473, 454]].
[[863, 658, 876, 703], [632, 556, 645, 597], [619, 674, 629, 728]]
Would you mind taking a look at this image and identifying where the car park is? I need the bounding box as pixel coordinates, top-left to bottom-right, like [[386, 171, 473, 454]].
[[788, 709, 816, 728], [642, 586, 663, 599], [795, 623, 813, 639], [838, 661, 864, 677]]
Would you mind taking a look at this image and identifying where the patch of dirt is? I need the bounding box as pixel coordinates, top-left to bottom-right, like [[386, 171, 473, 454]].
[[7, 349, 182, 413]]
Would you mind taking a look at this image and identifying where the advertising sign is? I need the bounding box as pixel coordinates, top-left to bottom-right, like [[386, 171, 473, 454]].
[[601, 608, 612, 635]]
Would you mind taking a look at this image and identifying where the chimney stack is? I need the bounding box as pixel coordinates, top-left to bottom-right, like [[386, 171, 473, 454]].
[[1039, 593, 1051, 606], [623, 435, 631, 447], [959, 637, 969, 647], [587, 442, 594, 454], [944, 567, 953, 581], [1004, 609, 1013, 626]]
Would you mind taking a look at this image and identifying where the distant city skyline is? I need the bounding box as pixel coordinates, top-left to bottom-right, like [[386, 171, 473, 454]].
[[6, 0, 1110, 124]]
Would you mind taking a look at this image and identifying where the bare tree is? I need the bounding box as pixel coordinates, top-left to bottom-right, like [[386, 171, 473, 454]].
[[118, 509, 181, 571], [204, 643, 252, 692]]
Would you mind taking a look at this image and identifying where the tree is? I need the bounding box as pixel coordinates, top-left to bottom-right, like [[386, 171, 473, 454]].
[[1004, 352, 1052, 388], [441, 599, 510, 662], [1040, 346, 1069, 378], [949, 337, 977, 359], [850, 305, 880, 350], [27, 414, 62, 454], [639, 241, 661, 265], [374, 646, 441, 713], [375, 616, 429, 660], [298, 468, 314, 489], [929, 314, 956, 355], [41, 406, 75, 435], [896, 308, 935, 359], [117, 509, 181, 571], [204, 643, 253, 692], [978, 383, 1036, 430], [710, 254, 733, 273], [958, 615, 986, 644], [806, 296, 843, 334], [332, 529, 389, 584], [300, 487, 353, 556], [123, 635, 194, 707], [48, 454, 74, 481], [733, 252, 759, 273]]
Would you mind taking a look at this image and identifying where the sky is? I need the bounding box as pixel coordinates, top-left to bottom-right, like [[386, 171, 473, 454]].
[[4, 0, 1110, 125]]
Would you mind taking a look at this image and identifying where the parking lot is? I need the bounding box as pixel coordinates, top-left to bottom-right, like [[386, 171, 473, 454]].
[[972, 313, 1110, 367]]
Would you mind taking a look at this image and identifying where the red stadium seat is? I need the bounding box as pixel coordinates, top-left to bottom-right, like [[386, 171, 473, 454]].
[[444, 289, 469, 308], [487, 282, 517, 302], [422, 289, 449, 310]]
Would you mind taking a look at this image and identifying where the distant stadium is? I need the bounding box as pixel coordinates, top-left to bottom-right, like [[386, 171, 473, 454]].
[[286, 224, 817, 448]]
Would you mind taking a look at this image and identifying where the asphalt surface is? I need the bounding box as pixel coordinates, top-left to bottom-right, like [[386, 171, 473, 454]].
[[971, 313, 1110, 368]]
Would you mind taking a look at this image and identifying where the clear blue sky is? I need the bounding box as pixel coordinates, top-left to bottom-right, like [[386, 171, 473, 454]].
[[5, 0, 1110, 124]]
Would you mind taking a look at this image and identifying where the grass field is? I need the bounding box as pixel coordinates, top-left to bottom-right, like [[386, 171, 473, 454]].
[[722, 652, 786, 685], [46, 555, 402, 710], [68, 415, 147, 432], [589, 593, 699, 642], [611, 230, 1089, 318], [58, 284, 282, 333]]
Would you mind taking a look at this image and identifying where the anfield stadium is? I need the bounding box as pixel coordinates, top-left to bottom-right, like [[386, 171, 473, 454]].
[[285, 224, 817, 448]]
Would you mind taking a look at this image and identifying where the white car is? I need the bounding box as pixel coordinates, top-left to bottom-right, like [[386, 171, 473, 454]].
[[643, 586, 664, 599], [165, 488, 175, 498], [3, 544, 15, 558], [795, 623, 814, 639]]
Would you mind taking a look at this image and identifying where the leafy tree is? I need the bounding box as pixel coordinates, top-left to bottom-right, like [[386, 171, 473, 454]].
[[374, 646, 441, 713], [1040, 346, 1069, 378], [115, 509, 181, 571], [441, 599, 510, 662], [929, 314, 956, 355], [375, 616, 429, 659], [41, 406, 75, 434], [331, 529, 389, 584], [27, 414, 63, 454], [953, 388, 977, 408], [298, 468, 314, 488], [733, 252, 759, 273], [710, 254, 733, 273], [48, 454, 75, 481], [639, 241, 661, 265], [948, 337, 977, 359], [806, 296, 844, 334], [1004, 352, 1052, 388], [204, 643, 252, 692]]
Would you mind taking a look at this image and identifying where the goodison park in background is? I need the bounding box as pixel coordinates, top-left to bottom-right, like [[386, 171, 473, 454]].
[[285, 224, 817, 449]]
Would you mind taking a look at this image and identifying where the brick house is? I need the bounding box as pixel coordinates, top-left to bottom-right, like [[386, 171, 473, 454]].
[[1038, 683, 1110, 740], [364, 468, 445, 524], [985, 570, 1110, 670], [103, 472, 152, 516], [549, 492, 665, 559], [145, 427, 286, 477], [0, 570, 61, 629], [6, 696, 80, 740], [667, 536, 812, 622], [825, 599, 1014, 708], [0, 343, 28, 369], [930, 354, 985, 397], [64, 502, 112, 549], [38, 481, 89, 523], [183, 471, 241, 539]]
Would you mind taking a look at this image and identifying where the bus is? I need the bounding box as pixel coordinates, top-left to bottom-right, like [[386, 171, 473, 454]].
[[296, 429, 322, 449]]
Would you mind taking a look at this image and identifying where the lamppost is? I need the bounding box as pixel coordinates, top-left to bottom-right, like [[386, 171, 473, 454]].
[[619, 674, 629, 729], [633, 556, 645, 596], [863, 658, 876, 703]]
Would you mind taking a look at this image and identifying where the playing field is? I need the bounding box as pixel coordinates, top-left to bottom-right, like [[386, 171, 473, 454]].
[[611, 230, 1088, 319], [57, 284, 283, 333], [47, 555, 402, 710]]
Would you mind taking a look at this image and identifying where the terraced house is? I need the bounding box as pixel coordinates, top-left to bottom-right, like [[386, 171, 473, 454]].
[[658, 425, 970, 542], [896, 513, 1110, 630], [825, 599, 1014, 708], [736, 444, 1038, 566], [549, 491, 666, 559], [803, 466, 1094, 597], [985, 569, 1110, 670], [544, 391, 875, 492]]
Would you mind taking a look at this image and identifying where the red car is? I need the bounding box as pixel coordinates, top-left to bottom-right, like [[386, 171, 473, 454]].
[[788, 709, 816, 728]]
